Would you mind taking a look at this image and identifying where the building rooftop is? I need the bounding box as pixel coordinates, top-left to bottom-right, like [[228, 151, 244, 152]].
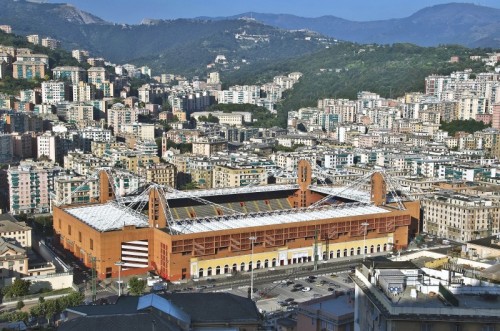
[[65, 202, 149, 232], [0, 214, 31, 233], [467, 235, 500, 250], [300, 293, 355, 317], [170, 203, 389, 234], [352, 262, 500, 322]]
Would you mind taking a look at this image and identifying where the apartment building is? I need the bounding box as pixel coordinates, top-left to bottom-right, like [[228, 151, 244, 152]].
[[41, 81, 70, 104], [277, 135, 317, 148], [11, 132, 35, 159], [72, 81, 96, 102], [138, 163, 177, 188], [0, 237, 28, 279], [0, 134, 13, 163], [12, 61, 46, 79], [7, 160, 63, 214], [37, 132, 57, 162], [87, 66, 108, 84], [423, 192, 500, 243], [16, 53, 49, 66], [192, 138, 227, 156], [120, 122, 155, 141], [212, 165, 266, 188], [52, 66, 86, 84], [64, 152, 112, 175], [352, 261, 500, 331], [41, 37, 60, 50], [71, 49, 89, 63], [53, 175, 98, 207], [68, 103, 95, 122], [107, 104, 139, 132], [0, 214, 32, 248]]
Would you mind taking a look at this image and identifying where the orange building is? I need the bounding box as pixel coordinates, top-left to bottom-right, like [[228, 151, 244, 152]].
[[53, 161, 420, 281]]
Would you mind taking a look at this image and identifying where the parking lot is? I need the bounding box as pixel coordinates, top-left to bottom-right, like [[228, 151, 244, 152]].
[[226, 271, 355, 313]]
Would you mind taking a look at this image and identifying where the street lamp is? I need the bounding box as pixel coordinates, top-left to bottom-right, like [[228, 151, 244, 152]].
[[115, 261, 125, 296], [361, 222, 369, 262], [249, 236, 257, 300]]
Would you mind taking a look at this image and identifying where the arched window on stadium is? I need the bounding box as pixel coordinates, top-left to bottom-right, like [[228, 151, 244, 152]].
[[377, 244, 381, 252], [224, 265, 229, 274], [232, 263, 237, 272], [357, 247, 361, 255], [343, 249, 348, 257], [240, 262, 245, 271], [216, 266, 221, 275], [364, 246, 368, 255], [383, 244, 387, 251], [264, 259, 269, 268], [207, 267, 212, 276], [370, 245, 374, 253], [337, 250, 341, 258], [350, 248, 354, 256], [329, 251, 334, 259], [248, 261, 253, 271], [256, 260, 261, 269], [198, 268, 204, 278], [322, 251, 327, 260], [272, 258, 277, 267]]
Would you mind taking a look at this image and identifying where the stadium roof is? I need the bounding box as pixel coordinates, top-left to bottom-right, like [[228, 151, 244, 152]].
[[309, 185, 371, 203], [65, 202, 149, 232], [170, 203, 389, 234]]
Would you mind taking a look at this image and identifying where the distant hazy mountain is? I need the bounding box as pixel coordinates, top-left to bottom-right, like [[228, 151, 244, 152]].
[[208, 3, 500, 48], [0, 0, 329, 75]]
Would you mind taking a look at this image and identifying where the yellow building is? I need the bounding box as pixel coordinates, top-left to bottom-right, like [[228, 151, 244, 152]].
[[212, 165, 266, 188]]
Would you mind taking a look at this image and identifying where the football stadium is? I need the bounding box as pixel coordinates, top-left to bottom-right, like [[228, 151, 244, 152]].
[[53, 160, 420, 280]]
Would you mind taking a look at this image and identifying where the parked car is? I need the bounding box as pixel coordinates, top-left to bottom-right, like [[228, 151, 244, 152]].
[[301, 287, 312, 292]]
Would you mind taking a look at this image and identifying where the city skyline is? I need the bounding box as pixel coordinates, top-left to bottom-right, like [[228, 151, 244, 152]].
[[49, 0, 500, 24]]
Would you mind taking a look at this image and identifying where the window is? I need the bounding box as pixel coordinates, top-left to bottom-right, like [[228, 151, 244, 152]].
[[90, 238, 93, 250], [67, 225, 71, 235], [78, 232, 82, 242]]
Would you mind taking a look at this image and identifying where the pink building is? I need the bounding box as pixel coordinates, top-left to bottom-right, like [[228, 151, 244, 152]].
[[7, 160, 62, 214], [475, 113, 492, 125], [492, 104, 500, 130]]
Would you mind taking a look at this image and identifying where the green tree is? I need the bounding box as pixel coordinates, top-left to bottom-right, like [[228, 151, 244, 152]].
[[180, 182, 199, 190], [6, 279, 31, 298], [197, 113, 220, 123], [440, 119, 490, 136], [16, 300, 25, 310], [128, 277, 146, 296]]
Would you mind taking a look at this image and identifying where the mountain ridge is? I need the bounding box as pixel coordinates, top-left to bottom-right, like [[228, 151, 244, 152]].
[[195, 3, 500, 48]]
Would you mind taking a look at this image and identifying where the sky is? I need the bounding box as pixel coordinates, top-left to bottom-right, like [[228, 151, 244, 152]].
[[48, 0, 500, 24]]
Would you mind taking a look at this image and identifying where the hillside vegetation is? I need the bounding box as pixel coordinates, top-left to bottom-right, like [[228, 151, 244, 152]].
[[224, 43, 490, 127]]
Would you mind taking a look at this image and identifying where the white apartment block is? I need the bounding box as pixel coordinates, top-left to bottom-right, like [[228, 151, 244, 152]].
[[73, 81, 96, 102], [37, 132, 56, 162], [52, 66, 86, 84], [41, 81, 69, 105], [107, 104, 139, 131], [277, 135, 317, 148], [121, 122, 155, 141]]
